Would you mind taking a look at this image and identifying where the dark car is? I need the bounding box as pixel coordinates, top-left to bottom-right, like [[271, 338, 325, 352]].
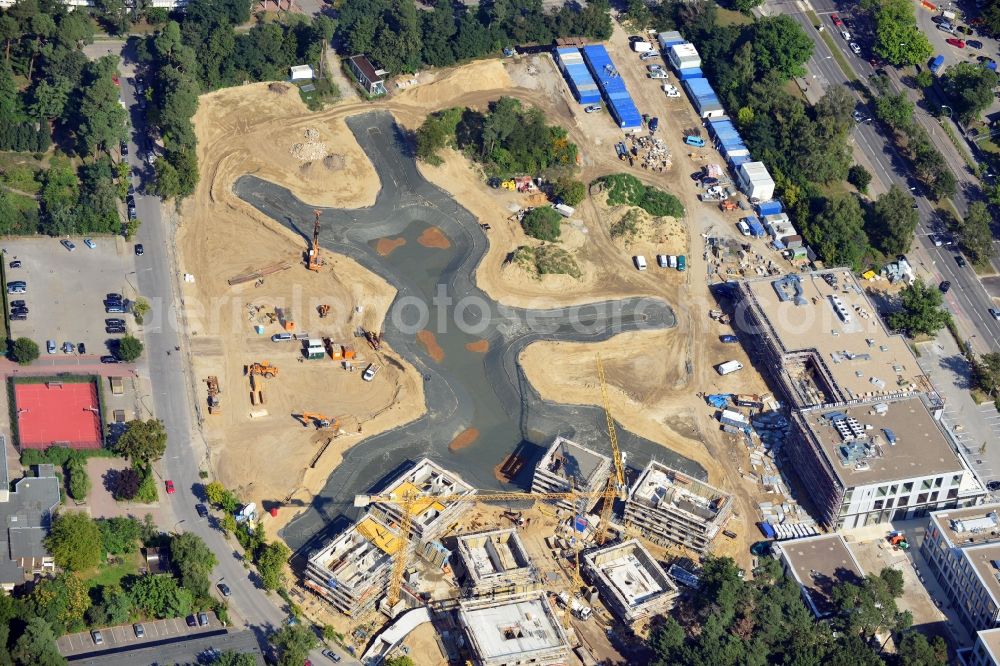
[[107, 292, 123, 301], [135, 244, 144, 256], [932, 14, 948, 24], [720, 334, 739, 344], [8, 260, 20, 268], [988, 480, 1000, 492], [100, 355, 120, 364], [956, 255, 967, 267], [968, 39, 984, 49], [78, 343, 86, 354], [10, 300, 24, 308], [10, 306, 28, 314], [196, 503, 209, 518], [126, 195, 135, 207], [106, 326, 126, 334], [939, 281, 951, 293], [218, 582, 231, 597], [187, 615, 197, 627], [9, 313, 27, 321], [120, 141, 128, 156], [127, 183, 136, 196]]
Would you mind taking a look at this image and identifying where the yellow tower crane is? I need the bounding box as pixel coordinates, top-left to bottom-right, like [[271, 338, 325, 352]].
[[595, 354, 627, 545], [354, 488, 609, 609]]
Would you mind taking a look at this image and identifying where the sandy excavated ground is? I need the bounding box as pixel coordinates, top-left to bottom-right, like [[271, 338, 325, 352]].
[[180, 28, 777, 561]]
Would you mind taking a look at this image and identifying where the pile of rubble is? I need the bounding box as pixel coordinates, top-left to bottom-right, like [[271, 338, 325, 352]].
[[290, 128, 328, 162], [626, 134, 671, 172]]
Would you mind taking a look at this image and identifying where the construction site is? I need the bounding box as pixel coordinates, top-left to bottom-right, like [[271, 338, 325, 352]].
[[173, 21, 812, 665]]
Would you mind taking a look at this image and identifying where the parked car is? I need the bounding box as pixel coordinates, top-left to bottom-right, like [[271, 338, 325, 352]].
[[8, 260, 20, 268], [988, 480, 1000, 491], [640, 51, 660, 61], [91, 630, 103, 645], [939, 280, 951, 293], [100, 355, 120, 364], [187, 615, 197, 627], [106, 292, 123, 302], [196, 503, 209, 518], [322, 650, 342, 663], [684, 135, 706, 147], [832, 13, 843, 26], [218, 583, 231, 597], [634, 255, 647, 270], [165, 480, 175, 494], [584, 105, 602, 113], [60, 239, 76, 251], [10, 305, 28, 314], [133, 624, 145, 638], [850, 42, 862, 55], [362, 364, 380, 382], [84, 238, 96, 249], [968, 39, 984, 49], [135, 244, 144, 256], [9, 313, 26, 321], [656, 254, 669, 268], [720, 335, 739, 344], [646, 64, 663, 72], [648, 70, 667, 79], [648, 117, 659, 132], [120, 141, 128, 156], [46, 340, 56, 354], [932, 14, 949, 24], [956, 255, 967, 267], [7, 281, 25, 294], [946, 38, 966, 48], [62, 341, 74, 354], [198, 612, 209, 627], [840, 29, 851, 40], [937, 22, 955, 33], [663, 86, 680, 98], [78, 343, 86, 354], [10, 300, 24, 308]]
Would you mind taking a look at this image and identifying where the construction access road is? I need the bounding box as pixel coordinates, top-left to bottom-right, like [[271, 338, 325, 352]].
[[234, 111, 699, 554]]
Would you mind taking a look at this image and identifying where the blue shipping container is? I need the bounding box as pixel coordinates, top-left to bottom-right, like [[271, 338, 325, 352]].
[[746, 216, 766, 238], [581, 44, 642, 130], [554, 48, 602, 104], [678, 67, 703, 80], [756, 200, 783, 216]]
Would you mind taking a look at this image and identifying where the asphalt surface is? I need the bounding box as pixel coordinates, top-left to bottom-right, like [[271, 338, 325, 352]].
[[115, 44, 352, 665], [233, 111, 700, 555], [773, 0, 1000, 353], [66, 629, 261, 665]]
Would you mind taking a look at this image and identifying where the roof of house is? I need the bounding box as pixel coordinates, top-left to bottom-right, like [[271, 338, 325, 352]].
[[349, 54, 384, 82], [776, 534, 865, 617], [0, 450, 60, 586]]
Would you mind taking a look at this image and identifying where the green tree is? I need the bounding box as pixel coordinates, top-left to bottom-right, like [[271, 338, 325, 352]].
[[414, 107, 462, 164], [45, 512, 101, 571], [74, 58, 129, 157], [874, 91, 914, 130], [896, 630, 947, 665], [111, 467, 142, 500], [212, 653, 257, 666], [943, 62, 1000, 124], [750, 16, 814, 79], [914, 70, 933, 88], [0, 59, 18, 122], [733, 0, 765, 12], [848, 165, 872, 194], [623, 0, 653, 28], [117, 334, 144, 362], [831, 567, 911, 638], [66, 458, 90, 501], [10, 337, 40, 365], [257, 541, 290, 591], [383, 658, 415, 666], [93, 0, 129, 35], [886, 279, 951, 338], [521, 207, 563, 241], [868, 185, 919, 256], [26, 572, 91, 634], [170, 532, 218, 598], [220, 513, 237, 536], [40, 156, 79, 236], [11, 617, 66, 666], [270, 624, 319, 666], [872, 0, 933, 66], [958, 201, 993, 265], [97, 516, 143, 555], [205, 481, 227, 506], [973, 352, 1000, 399], [131, 297, 150, 324], [112, 419, 168, 465], [551, 177, 586, 206], [128, 573, 193, 618], [803, 195, 870, 270]]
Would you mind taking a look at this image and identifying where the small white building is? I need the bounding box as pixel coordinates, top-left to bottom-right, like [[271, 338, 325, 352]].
[[736, 161, 775, 202], [290, 65, 315, 81], [667, 43, 701, 72]]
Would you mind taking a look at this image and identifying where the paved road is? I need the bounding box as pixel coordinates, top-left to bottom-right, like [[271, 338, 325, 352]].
[[66, 629, 262, 665], [235, 111, 697, 555], [114, 44, 352, 665], [772, 0, 1000, 354]]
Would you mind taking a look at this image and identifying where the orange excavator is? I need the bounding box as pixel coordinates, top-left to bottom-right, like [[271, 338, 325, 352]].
[[306, 209, 323, 271], [293, 412, 339, 429], [246, 361, 278, 378]]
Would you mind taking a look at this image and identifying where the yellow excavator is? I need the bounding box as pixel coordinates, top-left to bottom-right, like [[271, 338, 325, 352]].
[[293, 412, 339, 429]]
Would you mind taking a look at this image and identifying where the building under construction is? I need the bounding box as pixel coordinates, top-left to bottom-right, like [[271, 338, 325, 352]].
[[457, 592, 571, 666], [583, 539, 678, 624], [364, 458, 476, 545], [455, 528, 537, 596], [530, 436, 612, 512], [304, 514, 396, 617], [625, 461, 733, 554]]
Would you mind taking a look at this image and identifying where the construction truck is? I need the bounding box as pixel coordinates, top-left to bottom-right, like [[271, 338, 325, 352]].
[[293, 412, 339, 430], [888, 531, 910, 550], [246, 362, 278, 378], [306, 210, 323, 271]]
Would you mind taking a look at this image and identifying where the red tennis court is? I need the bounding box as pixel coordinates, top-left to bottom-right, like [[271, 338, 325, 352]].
[[14, 381, 102, 449]]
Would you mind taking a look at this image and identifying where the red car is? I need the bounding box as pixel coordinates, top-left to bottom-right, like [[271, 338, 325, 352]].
[[112, 74, 120, 85], [165, 480, 175, 494], [946, 38, 966, 48], [832, 14, 843, 27]]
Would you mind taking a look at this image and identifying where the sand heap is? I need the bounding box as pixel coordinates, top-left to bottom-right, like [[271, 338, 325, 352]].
[[290, 128, 328, 162]]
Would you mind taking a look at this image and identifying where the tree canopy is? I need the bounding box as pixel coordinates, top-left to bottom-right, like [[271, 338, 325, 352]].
[[870, 0, 934, 66], [112, 419, 168, 465], [45, 512, 101, 571], [801, 195, 870, 271], [958, 201, 994, 266], [886, 279, 951, 337], [942, 62, 1000, 124], [867, 185, 919, 256], [170, 532, 217, 600], [10, 338, 39, 365], [270, 624, 319, 666], [521, 207, 563, 242]]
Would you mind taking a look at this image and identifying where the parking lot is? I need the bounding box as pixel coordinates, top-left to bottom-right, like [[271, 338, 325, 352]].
[[4, 237, 139, 358], [57, 611, 222, 657]]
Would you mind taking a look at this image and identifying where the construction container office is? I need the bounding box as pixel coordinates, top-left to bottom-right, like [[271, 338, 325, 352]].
[[581, 44, 642, 131], [737, 161, 775, 202], [553, 47, 602, 105], [708, 118, 751, 167], [657, 31, 685, 50], [667, 43, 701, 72], [683, 78, 724, 119]]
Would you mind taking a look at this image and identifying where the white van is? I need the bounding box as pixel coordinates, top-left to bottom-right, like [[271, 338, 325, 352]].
[[271, 332, 293, 342], [716, 360, 744, 375], [668, 255, 678, 269], [634, 255, 647, 270], [736, 220, 751, 236]]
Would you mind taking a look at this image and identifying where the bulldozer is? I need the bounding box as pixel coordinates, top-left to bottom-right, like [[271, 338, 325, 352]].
[[293, 412, 339, 430], [246, 361, 278, 378], [318, 304, 331, 318]]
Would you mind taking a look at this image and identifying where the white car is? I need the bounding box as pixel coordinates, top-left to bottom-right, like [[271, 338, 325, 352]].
[[84, 238, 96, 249], [656, 254, 669, 268], [634, 255, 647, 271], [841, 29, 851, 40], [646, 64, 663, 72], [850, 42, 862, 55], [664, 87, 681, 98], [362, 364, 380, 381], [584, 105, 602, 113], [640, 52, 660, 61], [648, 71, 667, 79]]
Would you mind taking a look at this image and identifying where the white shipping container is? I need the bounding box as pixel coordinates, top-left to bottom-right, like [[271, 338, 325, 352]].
[[716, 360, 744, 375]]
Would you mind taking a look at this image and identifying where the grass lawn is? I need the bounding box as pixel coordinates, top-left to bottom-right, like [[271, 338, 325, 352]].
[[83, 554, 142, 589], [716, 7, 753, 26]]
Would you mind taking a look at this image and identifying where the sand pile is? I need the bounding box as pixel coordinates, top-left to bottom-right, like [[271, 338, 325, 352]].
[[290, 128, 328, 162]]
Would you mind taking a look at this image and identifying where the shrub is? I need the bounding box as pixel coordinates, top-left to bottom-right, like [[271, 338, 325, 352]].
[[597, 173, 684, 218], [11, 337, 40, 365], [117, 335, 144, 362], [551, 177, 586, 206], [520, 207, 563, 241], [134, 468, 158, 503], [67, 459, 90, 501]]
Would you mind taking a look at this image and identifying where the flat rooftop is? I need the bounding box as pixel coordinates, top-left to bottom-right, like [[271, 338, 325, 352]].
[[963, 543, 1000, 610], [456, 528, 532, 582], [536, 436, 611, 488], [742, 270, 926, 402], [976, 628, 1000, 664], [628, 461, 732, 524], [930, 504, 1000, 548], [459, 594, 569, 664], [310, 519, 392, 586], [797, 397, 963, 486], [777, 534, 865, 617], [584, 540, 676, 609], [377, 458, 474, 529]]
